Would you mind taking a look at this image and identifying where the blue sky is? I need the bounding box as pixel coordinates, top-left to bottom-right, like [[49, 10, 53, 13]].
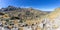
[[0, 0, 60, 11]]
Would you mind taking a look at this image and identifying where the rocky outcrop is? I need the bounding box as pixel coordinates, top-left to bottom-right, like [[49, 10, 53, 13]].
[[42, 8, 60, 30]]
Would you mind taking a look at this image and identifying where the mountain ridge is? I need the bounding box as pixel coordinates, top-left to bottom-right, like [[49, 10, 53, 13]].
[[0, 6, 50, 23]]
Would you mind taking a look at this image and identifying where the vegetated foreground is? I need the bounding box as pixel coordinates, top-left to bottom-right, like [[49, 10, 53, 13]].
[[0, 6, 53, 30]]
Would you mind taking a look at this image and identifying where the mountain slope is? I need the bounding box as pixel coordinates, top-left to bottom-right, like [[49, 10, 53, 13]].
[[0, 6, 50, 22]]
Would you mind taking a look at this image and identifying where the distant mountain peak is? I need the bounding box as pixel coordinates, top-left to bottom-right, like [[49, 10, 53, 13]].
[[7, 5, 16, 8]]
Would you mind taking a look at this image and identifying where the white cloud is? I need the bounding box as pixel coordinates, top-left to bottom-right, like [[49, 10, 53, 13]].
[[37, 8, 55, 11], [20, 6, 31, 8]]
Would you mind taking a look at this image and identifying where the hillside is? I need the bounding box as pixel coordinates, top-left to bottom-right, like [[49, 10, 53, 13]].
[[0, 6, 50, 22], [42, 8, 60, 30]]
